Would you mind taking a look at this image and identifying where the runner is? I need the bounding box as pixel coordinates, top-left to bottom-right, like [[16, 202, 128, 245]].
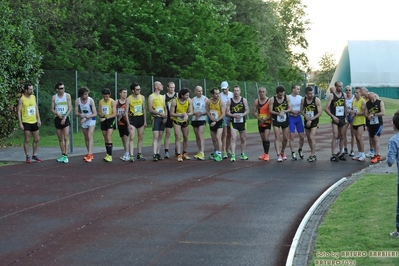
[[253, 87, 272, 161], [191, 86, 208, 160], [98, 88, 117, 162]]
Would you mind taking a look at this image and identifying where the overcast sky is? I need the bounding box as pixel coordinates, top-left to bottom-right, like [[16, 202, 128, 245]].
[[301, 0, 399, 70]]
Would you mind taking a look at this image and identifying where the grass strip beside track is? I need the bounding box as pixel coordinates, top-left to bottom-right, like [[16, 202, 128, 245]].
[[312, 173, 399, 266]]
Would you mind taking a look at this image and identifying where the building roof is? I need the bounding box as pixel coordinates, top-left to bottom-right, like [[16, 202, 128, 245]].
[[347, 40, 399, 87]]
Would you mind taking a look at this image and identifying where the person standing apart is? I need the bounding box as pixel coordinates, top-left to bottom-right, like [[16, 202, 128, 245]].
[[170, 88, 193, 162], [191, 86, 208, 160], [125, 83, 147, 162], [324, 81, 347, 162], [344, 86, 355, 156], [350, 87, 367, 162], [288, 84, 305, 160], [387, 110, 399, 238], [366, 92, 385, 163], [164, 82, 177, 158], [253, 87, 272, 161], [116, 88, 130, 161], [75, 87, 97, 162], [98, 88, 116, 162], [226, 85, 250, 161], [269, 85, 292, 162], [220, 81, 233, 159], [206, 87, 226, 162], [17, 83, 42, 163], [148, 81, 167, 161], [300, 86, 322, 162], [51, 82, 72, 163]]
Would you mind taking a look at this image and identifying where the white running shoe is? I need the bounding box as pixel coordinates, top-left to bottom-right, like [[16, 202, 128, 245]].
[[365, 151, 375, 158]]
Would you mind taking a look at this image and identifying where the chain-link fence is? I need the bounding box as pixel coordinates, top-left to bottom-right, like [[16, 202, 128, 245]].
[[36, 70, 309, 133]]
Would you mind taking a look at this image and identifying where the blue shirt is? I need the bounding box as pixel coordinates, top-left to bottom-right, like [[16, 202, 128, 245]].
[[387, 132, 399, 183]]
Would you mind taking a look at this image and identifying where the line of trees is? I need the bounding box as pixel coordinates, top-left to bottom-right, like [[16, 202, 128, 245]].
[[0, 0, 310, 141]]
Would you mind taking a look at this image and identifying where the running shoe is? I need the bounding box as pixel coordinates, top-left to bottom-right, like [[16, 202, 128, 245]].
[[193, 152, 200, 159], [240, 153, 248, 160], [389, 230, 399, 238], [263, 154, 270, 161], [164, 151, 170, 159], [344, 148, 348, 154], [281, 152, 287, 160], [137, 153, 146, 161], [196, 152, 205, 161], [222, 152, 228, 159], [130, 155, 135, 162], [120, 154, 129, 161], [57, 155, 64, 162], [177, 154, 183, 162], [291, 152, 297, 161], [357, 154, 366, 162], [153, 154, 158, 162], [214, 154, 222, 162], [230, 154, 236, 162], [83, 154, 90, 161], [298, 148, 304, 159], [349, 150, 355, 157], [330, 155, 339, 162], [307, 155, 317, 162], [85, 154, 93, 163], [156, 154, 164, 161], [62, 155, 69, 163], [209, 153, 215, 160], [258, 153, 266, 160], [26, 156, 31, 164], [183, 152, 190, 160], [277, 154, 283, 162], [32, 155, 43, 162], [104, 154, 112, 162], [365, 150, 375, 158], [352, 154, 359, 161], [338, 154, 346, 161], [371, 155, 381, 163]]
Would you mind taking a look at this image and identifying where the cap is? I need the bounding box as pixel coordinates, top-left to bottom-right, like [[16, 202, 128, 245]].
[[221, 81, 229, 89]]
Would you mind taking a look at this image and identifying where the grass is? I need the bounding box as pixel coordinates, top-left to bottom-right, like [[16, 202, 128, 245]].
[[312, 173, 399, 266], [2, 97, 398, 148]]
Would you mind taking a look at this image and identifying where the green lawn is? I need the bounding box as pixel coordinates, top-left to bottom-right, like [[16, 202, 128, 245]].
[[312, 173, 399, 266], [2, 97, 398, 148]]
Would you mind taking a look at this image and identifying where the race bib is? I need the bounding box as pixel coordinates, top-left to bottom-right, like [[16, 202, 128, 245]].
[[117, 107, 125, 114], [210, 111, 218, 120], [277, 113, 286, 122], [134, 105, 142, 114], [353, 108, 358, 113], [102, 106, 110, 115], [370, 115, 379, 125], [306, 111, 314, 118], [234, 113, 244, 123], [56, 105, 67, 115], [335, 106, 344, 116], [27, 106, 35, 116], [156, 107, 164, 114], [177, 113, 184, 121]]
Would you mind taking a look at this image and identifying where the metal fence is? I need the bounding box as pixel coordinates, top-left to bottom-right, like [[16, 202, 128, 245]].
[[36, 70, 312, 126]]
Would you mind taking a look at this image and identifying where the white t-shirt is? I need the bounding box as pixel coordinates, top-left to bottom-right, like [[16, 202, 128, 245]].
[[288, 94, 302, 112]]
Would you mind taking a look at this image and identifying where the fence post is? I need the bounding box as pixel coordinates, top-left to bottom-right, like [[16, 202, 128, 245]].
[[75, 70, 79, 134], [114, 72, 118, 99]]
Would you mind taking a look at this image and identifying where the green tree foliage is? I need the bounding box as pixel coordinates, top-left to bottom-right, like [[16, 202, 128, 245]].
[[276, 0, 310, 69], [0, 1, 42, 141], [314, 52, 337, 91]]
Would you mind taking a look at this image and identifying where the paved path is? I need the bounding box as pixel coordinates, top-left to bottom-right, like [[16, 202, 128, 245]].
[[0, 118, 396, 266]]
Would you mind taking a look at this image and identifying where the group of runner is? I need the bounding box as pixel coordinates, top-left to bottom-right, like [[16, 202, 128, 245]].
[[17, 80, 384, 164]]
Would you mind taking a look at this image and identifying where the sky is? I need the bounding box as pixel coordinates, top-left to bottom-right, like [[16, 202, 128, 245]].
[[301, 0, 399, 70]]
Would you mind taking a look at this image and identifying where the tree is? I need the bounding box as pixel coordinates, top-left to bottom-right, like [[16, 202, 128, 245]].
[[314, 52, 337, 91], [0, 1, 42, 142], [276, 0, 310, 69]]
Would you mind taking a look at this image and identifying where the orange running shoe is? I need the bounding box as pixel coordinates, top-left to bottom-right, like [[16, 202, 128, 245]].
[[258, 153, 266, 160], [370, 155, 379, 163], [263, 154, 270, 161]]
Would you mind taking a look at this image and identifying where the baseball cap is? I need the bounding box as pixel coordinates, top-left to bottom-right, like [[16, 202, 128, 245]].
[[221, 81, 229, 90]]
